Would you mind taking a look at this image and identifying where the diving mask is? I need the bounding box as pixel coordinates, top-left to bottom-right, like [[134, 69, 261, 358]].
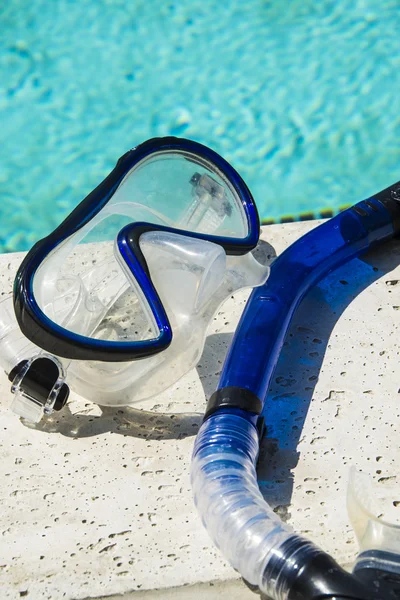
[[0, 137, 269, 422]]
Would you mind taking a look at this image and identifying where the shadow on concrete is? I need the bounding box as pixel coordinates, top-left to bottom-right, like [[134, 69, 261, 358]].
[[254, 239, 400, 538], [24, 402, 204, 441]]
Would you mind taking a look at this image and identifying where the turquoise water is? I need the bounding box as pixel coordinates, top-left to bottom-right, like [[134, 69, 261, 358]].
[[0, 0, 400, 253]]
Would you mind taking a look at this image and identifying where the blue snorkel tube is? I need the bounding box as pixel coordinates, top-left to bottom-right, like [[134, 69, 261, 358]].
[[192, 185, 400, 600]]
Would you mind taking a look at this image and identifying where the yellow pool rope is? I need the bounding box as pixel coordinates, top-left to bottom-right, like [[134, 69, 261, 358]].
[[261, 204, 352, 225]]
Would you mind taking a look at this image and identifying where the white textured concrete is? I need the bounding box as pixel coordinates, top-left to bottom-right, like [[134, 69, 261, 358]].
[[0, 222, 399, 599]]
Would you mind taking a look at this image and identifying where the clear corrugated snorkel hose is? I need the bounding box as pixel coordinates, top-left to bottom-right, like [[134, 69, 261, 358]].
[[191, 200, 398, 599], [192, 409, 320, 599]]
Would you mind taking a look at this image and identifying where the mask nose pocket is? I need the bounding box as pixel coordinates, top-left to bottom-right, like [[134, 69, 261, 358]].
[[138, 231, 227, 320]]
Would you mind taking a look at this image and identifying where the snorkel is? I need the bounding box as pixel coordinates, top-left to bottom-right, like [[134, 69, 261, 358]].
[[191, 185, 400, 599]]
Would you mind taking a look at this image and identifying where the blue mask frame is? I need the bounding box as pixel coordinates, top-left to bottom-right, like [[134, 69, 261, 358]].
[[13, 137, 260, 362]]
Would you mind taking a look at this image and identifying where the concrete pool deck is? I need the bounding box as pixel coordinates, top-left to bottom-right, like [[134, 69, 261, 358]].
[[0, 221, 399, 599]]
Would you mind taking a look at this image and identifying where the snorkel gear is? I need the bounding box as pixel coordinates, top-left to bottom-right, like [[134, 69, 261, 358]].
[[191, 184, 400, 599], [0, 137, 268, 422], [2, 135, 400, 598]]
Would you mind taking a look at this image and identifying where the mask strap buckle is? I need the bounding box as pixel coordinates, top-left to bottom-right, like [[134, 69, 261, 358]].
[[9, 356, 69, 423]]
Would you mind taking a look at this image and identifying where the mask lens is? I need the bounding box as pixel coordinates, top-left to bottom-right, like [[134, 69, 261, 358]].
[[32, 227, 158, 344], [109, 150, 249, 238]]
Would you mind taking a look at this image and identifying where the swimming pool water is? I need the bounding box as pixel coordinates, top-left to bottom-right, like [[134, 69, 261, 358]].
[[1, 0, 400, 253]]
